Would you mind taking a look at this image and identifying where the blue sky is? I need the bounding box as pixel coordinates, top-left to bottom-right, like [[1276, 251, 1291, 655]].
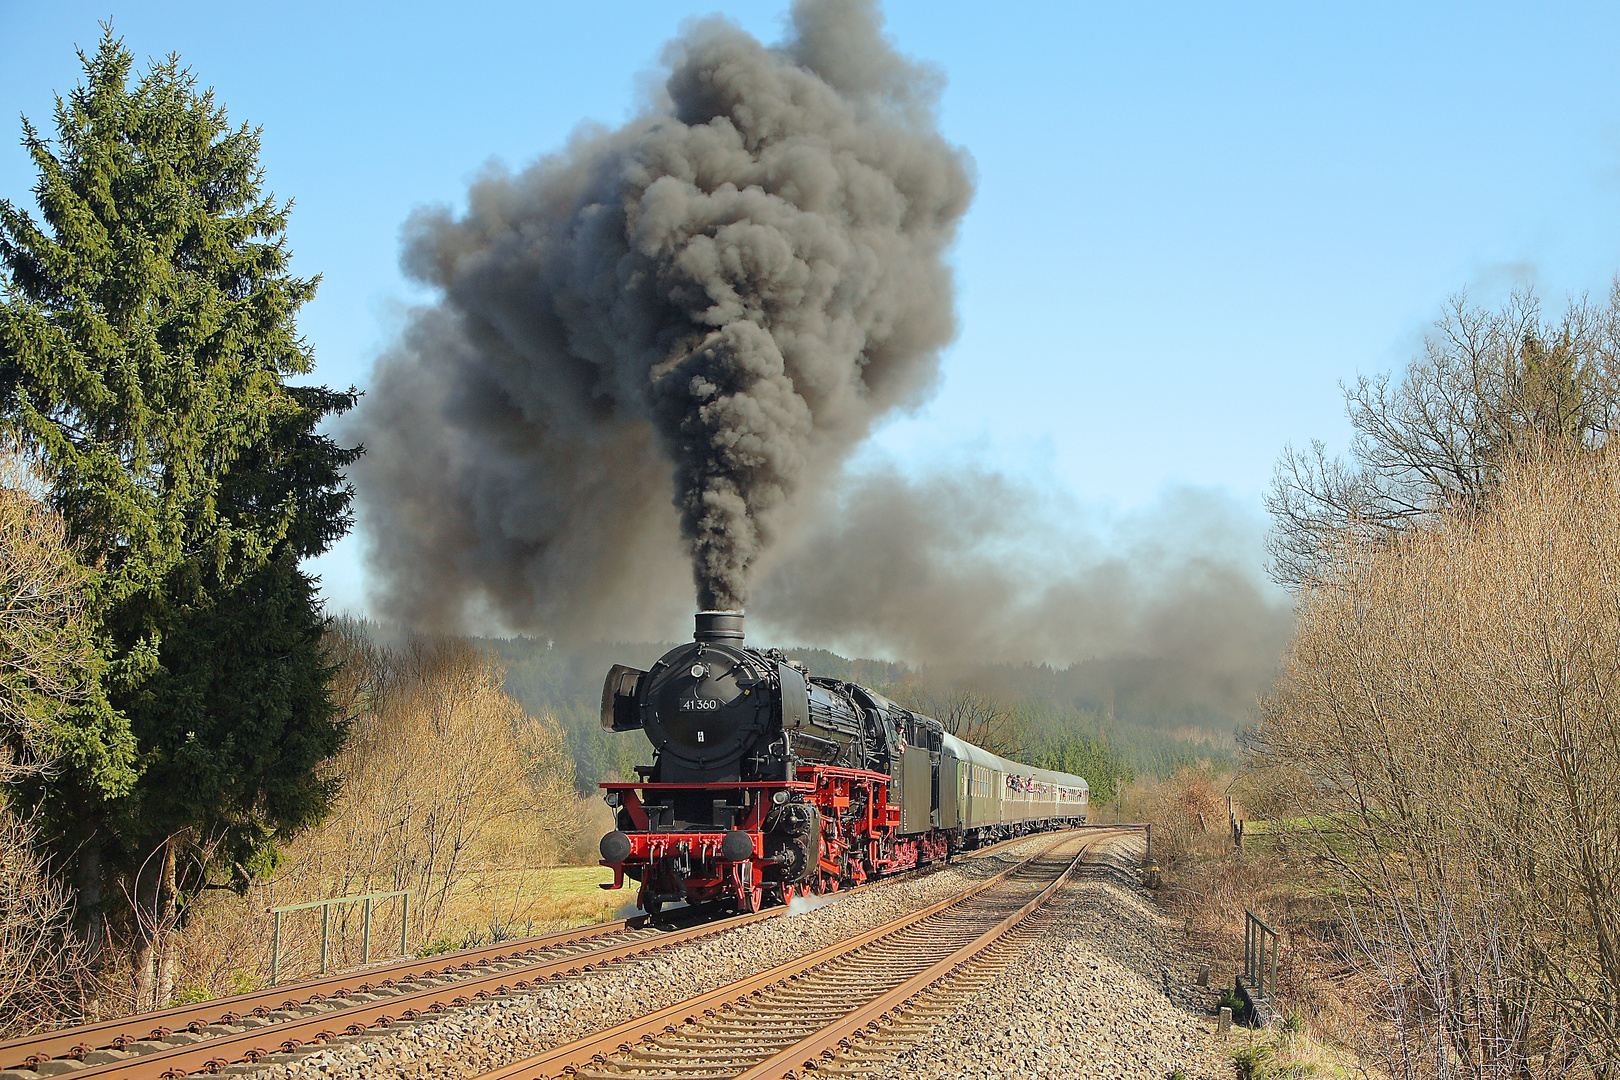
[[5, 1, 1620, 618]]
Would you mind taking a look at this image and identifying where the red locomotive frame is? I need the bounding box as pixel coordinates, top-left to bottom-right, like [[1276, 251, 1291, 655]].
[[599, 763, 947, 913]]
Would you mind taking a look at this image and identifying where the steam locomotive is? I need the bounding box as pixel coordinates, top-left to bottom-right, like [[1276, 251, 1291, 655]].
[[597, 611, 1089, 913]]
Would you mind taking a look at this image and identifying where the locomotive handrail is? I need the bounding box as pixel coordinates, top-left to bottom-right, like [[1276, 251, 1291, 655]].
[[599, 779, 818, 788]]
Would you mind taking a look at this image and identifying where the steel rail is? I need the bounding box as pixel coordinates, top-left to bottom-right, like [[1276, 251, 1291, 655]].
[[2, 827, 1052, 1075], [0, 918, 657, 1073], [476, 830, 1114, 1080], [755, 857, 1097, 1078], [5, 831, 1076, 1079], [32, 900, 794, 1079], [733, 848, 1084, 1079], [590, 850, 1084, 1080]]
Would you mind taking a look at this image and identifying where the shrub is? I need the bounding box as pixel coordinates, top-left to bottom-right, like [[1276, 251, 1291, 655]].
[[1253, 442, 1620, 1076], [0, 808, 90, 1036]]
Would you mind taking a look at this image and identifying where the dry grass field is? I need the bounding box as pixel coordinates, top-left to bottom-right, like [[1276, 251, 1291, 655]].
[[430, 863, 627, 945]]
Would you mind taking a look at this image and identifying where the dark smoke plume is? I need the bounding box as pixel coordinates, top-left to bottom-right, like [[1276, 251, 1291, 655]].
[[749, 468, 1296, 727], [352, 0, 973, 632]]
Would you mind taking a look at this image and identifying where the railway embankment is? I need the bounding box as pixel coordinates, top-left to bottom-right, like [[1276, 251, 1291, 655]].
[[243, 841, 1051, 1080], [243, 833, 1229, 1080], [0, 831, 1238, 1080]]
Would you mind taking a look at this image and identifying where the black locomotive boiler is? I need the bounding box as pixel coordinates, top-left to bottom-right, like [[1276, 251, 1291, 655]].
[[597, 611, 1089, 913]]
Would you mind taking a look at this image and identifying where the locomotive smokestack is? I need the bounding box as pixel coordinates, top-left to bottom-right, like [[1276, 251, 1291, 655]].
[[694, 610, 745, 644]]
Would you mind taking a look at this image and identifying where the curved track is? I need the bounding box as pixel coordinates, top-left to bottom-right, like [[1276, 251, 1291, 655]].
[[473, 830, 1115, 1080], [0, 831, 1088, 1079]]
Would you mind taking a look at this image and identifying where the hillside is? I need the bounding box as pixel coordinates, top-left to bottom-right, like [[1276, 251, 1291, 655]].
[[485, 637, 1241, 794]]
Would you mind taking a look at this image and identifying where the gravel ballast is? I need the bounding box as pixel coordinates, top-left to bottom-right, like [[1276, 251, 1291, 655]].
[[881, 835, 1231, 1080], [246, 838, 1057, 1080], [245, 833, 1231, 1080]]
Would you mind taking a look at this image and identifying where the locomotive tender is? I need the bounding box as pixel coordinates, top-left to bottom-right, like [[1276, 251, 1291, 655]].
[[597, 611, 1089, 914]]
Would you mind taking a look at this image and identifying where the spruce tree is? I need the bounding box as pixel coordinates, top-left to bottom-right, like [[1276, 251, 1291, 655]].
[[0, 29, 358, 1005]]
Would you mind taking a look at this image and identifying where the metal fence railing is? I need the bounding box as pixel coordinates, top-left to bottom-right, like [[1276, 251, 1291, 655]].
[[269, 889, 409, 985], [1244, 909, 1279, 1001]]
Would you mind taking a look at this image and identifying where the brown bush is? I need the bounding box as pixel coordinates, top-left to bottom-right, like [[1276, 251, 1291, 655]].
[[169, 626, 579, 995], [0, 456, 114, 1030], [1142, 769, 1268, 938], [0, 808, 91, 1035], [1147, 767, 1224, 857], [1252, 442, 1620, 1078]]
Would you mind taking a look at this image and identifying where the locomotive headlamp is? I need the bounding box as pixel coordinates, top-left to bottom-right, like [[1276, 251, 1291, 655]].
[[690, 663, 707, 679], [772, 790, 790, 805], [603, 791, 621, 808]]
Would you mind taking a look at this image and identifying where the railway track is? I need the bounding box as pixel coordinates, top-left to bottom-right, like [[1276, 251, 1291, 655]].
[[0, 831, 1087, 1080], [0, 917, 663, 1077], [470, 831, 1105, 1080]]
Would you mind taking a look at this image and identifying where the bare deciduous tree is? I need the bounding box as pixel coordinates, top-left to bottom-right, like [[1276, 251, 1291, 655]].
[[168, 625, 582, 992], [297, 630, 578, 938], [1253, 442, 1620, 1078], [0, 457, 106, 1030], [1267, 286, 1620, 587], [894, 682, 1018, 756], [0, 456, 101, 781], [0, 811, 91, 1037]]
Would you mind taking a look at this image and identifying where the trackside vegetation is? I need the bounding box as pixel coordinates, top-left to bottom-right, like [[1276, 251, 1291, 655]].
[[1251, 443, 1620, 1076], [1149, 290, 1620, 1080], [0, 31, 358, 1012]]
